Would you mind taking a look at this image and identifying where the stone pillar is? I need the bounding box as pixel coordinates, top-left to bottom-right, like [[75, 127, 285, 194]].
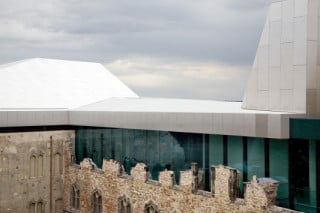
[[180, 170, 193, 192], [64, 135, 75, 165], [212, 165, 240, 202], [191, 162, 199, 193], [102, 159, 122, 176], [229, 168, 240, 201], [131, 163, 150, 182], [244, 176, 279, 209], [159, 170, 176, 187], [80, 158, 97, 171], [211, 166, 216, 195]]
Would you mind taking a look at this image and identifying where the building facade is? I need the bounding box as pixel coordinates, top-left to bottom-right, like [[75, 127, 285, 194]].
[[1, 0, 320, 212]]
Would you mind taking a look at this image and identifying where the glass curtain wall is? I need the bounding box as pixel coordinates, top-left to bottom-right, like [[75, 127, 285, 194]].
[[75, 128, 203, 182]]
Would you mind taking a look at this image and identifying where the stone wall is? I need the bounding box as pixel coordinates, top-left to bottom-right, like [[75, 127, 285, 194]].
[[64, 156, 301, 213], [0, 130, 74, 213]]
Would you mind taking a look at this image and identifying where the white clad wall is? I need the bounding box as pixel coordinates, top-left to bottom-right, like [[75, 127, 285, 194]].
[[242, 0, 319, 114], [305, 0, 320, 115]]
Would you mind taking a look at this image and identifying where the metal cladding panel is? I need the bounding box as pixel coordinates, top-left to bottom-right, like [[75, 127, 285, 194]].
[[68, 110, 290, 139], [0, 111, 69, 127], [0, 111, 8, 126], [0, 108, 291, 139]]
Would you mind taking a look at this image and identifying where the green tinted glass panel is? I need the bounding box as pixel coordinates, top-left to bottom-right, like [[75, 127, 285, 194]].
[[75, 128, 84, 164], [92, 129, 103, 168], [270, 139, 289, 208], [227, 136, 243, 191], [308, 141, 317, 209], [247, 137, 265, 179], [208, 135, 223, 166], [104, 129, 112, 160]]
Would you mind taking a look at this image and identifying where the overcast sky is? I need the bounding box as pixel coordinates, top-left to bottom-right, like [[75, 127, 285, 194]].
[[0, 0, 276, 101]]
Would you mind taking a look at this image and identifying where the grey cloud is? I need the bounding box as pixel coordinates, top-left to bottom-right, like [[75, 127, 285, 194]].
[[225, 0, 276, 11], [106, 58, 250, 101], [0, 0, 272, 64], [0, 0, 273, 100]]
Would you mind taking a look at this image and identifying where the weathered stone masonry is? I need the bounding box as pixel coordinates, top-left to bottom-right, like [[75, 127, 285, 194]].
[[0, 130, 74, 213], [64, 152, 301, 213]]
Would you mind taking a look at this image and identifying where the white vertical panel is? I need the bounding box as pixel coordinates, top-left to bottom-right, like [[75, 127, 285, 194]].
[[269, 21, 281, 67], [269, 2, 282, 21], [307, 0, 318, 41], [258, 91, 269, 110], [282, 0, 294, 43], [293, 16, 307, 65], [294, 0, 308, 17], [258, 46, 269, 91], [307, 41, 318, 89], [307, 89, 317, 114], [293, 65, 307, 91], [269, 67, 281, 110], [316, 89, 320, 114], [280, 89, 294, 111], [318, 17, 320, 42], [281, 42, 294, 90]]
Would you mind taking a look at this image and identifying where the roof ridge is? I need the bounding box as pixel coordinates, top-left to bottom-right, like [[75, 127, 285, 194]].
[[0, 58, 37, 70], [0, 58, 102, 70]]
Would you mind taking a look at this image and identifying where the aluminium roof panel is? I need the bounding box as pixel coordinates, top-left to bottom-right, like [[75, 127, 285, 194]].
[[0, 58, 138, 109]]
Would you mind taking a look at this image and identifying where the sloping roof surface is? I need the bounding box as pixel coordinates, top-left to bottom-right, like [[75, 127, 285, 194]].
[[0, 58, 138, 109], [74, 97, 288, 114]]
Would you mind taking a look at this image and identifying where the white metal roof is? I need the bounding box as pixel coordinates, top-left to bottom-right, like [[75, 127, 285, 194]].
[[74, 97, 290, 114], [0, 58, 138, 109], [0, 58, 302, 138]]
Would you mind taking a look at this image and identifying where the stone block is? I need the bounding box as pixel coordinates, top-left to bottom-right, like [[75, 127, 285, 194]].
[[131, 163, 149, 182], [180, 170, 192, 187], [244, 176, 279, 209], [80, 158, 97, 171], [159, 170, 175, 187], [102, 159, 121, 176], [212, 165, 240, 202]]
